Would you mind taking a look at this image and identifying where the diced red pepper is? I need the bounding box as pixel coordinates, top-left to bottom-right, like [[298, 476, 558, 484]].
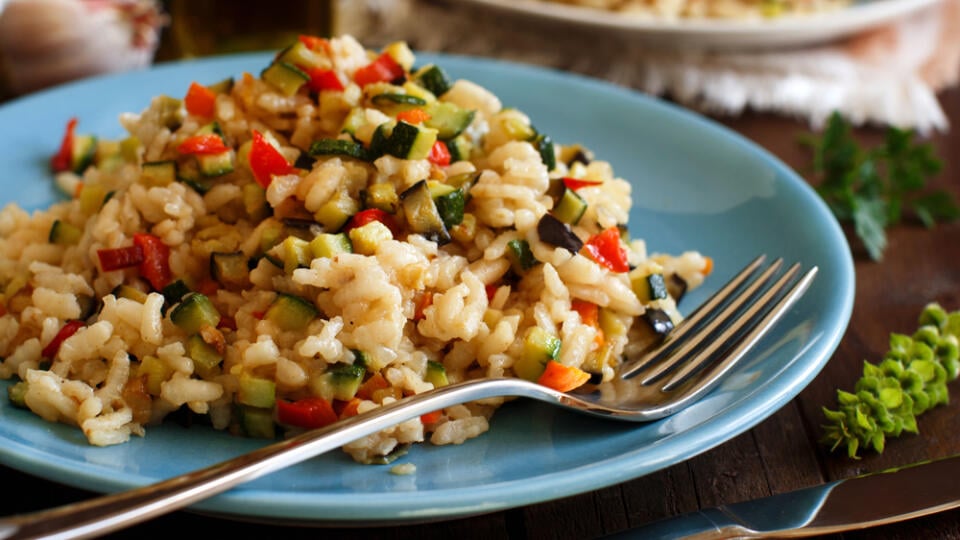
[[571, 299, 604, 347], [184, 82, 217, 118], [177, 133, 229, 155], [337, 397, 362, 419], [353, 52, 404, 87], [305, 68, 344, 92], [420, 410, 442, 424], [276, 397, 339, 429], [562, 177, 603, 191], [42, 320, 85, 358], [537, 360, 591, 392], [97, 245, 144, 272], [217, 314, 237, 331], [51, 117, 78, 172], [485, 283, 499, 301], [298, 35, 331, 53], [583, 227, 630, 273], [342, 208, 400, 237], [428, 140, 451, 167], [133, 233, 171, 290], [248, 130, 294, 188], [396, 108, 430, 125]]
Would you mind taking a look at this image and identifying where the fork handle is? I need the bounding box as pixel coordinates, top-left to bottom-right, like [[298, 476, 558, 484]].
[[0, 378, 540, 540]]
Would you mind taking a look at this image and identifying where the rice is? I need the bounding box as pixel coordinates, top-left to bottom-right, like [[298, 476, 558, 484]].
[[538, 0, 851, 19], [0, 35, 709, 463]]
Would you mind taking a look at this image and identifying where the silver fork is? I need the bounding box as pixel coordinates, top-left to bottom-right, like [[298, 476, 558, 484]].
[[0, 255, 816, 540]]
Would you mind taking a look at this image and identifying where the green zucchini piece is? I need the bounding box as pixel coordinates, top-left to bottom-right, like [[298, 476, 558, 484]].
[[207, 77, 235, 95], [49, 220, 82, 245], [385, 121, 438, 160], [361, 183, 399, 213], [261, 61, 309, 97], [309, 232, 353, 259], [154, 95, 184, 130], [112, 284, 149, 304], [186, 334, 222, 377], [514, 327, 561, 381], [506, 238, 537, 273], [7, 381, 28, 409], [434, 188, 465, 229], [70, 134, 97, 173], [313, 191, 360, 232], [265, 293, 318, 331], [424, 101, 475, 140], [532, 131, 556, 171], [197, 150, 235, 177], [425, 360, 448, 387], [271, 236, 311, 273], [348, 220, 393, 255], [210, 251, 249, 289], [631, 272, 669, 304], [170, 293, 221, 334], [237, 405, 276, 439], [308, 139, 369, 161], [237, 373, 276, 408], [141, 160, 177, 187], [277, 40, 323, 70], [352, 350, 371, 370], [326, 363, 366, 401], [553, 188, 588, 225], [340, 107, 367, 136], [413, 64, 452, 97], [161, 279, 191, 312], [371, 92, 427, 109], [400, 180, 450, 244], [446, 135, 473, 163]]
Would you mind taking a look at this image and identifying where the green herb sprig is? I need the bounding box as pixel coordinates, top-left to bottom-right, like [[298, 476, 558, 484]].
[[802, 112, 959, 261], [821, 303, 960, 458]]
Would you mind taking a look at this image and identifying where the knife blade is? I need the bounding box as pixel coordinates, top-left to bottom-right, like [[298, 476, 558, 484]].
[[609, 453, 960, 539]]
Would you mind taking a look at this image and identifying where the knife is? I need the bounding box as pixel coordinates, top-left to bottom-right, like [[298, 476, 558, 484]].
[[609, 453, 960, 539]]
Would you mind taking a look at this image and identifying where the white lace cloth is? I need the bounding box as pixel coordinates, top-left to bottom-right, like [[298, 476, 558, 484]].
[[341, 0, 960, 133]]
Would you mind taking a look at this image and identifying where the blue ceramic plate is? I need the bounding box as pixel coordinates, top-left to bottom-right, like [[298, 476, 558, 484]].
[[0, 52, 853, 524]]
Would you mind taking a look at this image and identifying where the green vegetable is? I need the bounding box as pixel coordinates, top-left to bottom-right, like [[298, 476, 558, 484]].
[[821, 303, 960, 458], [802, 112, 958, 261]]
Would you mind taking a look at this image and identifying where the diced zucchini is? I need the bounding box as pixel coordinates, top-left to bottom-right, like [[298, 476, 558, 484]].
[[196, 121, 224, 137], [78, 183, 108, 215], [170, 293, 221, 334], [598, 308, 629, 341], [270, 235, 311, 273], [559, 143, 594, 167], [383, 41, 415, 71], [630, 272, 669, 304], [352, 349, 372, 370], [70, 134, 97, 173], [265, 293, 318, 331], [501, 116, 536, 141], [340, 107, 367, 136], [361, 183, 399, 213], [434, 189, 465, 229], [207, 77, 235, 95], [506, 239, 537, 273], [210, 251, 249, 289], [186, 334, 222, 378], [532, 132, 556, 171], [197, 150, 235, 177], [446, 135, 473, 163], [237, 373, 277, 408], [112, 284, 149, 304], [314, 191, 360, 231], [413, 64, 452, 97], [553, 188, 588, 225], [278, 40, 324, 70], [326, 363, 366, 401], [385, 121, 438, 160], [348, 220, 393, 255], [243, 183, 269, 220], [400, 180, 450, 244], [7, 381, 28, 409], [137, 355, 172, 395], [371, 92, 427, 111], [154, 95, 184, 130], [258, 219, 286, 254], [514, 327, 561, 381], [237, 405, 276, 439], [49, 220, 82, 245], [424, 101, 475, 140], [141, 160, 177, 187], [308, 139, 369, 161], [425, 360, 448, 388], [161, 279, 191, 312], [261, 61, 309, 96], [309, 232, 353, 259]]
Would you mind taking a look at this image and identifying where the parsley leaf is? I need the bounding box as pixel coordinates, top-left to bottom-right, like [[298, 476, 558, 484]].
[[802, 112, 959, 261]]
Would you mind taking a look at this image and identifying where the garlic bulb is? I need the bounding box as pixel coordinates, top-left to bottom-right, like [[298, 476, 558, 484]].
[[0, 0, 165, 96]]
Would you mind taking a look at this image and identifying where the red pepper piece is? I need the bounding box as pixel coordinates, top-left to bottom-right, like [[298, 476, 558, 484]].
[[184, 82, 217, 118], [305, 68, 345, 92], [97, 245, 144, 272], [420, 410, 442, 424], [51, 117, 78, 172], [428, 140, 451, 167], [353, 52, 404, 87], [298, 35, 331, 53], [583, 226, 630, 273], [248, 130, 294, 188], [276, 397, 339, 429], [562, 177, 603, 191], [42, 320, 85, 358], [342, 208, 400, 237], [396, 108, 430, 125], [133, 233, 171, 291], [177, 133, 229, 155]]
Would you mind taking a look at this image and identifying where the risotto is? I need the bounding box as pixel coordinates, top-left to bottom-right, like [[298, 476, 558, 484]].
[[0, 35, 709, 463]]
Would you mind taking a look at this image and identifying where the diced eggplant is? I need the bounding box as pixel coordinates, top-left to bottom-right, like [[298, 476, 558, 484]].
[[400, 180, 450, 244], [537, 214, 583, 254], [667, 274, 689, 302]]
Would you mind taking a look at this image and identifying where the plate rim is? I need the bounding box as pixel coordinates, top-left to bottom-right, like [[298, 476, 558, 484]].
[[0, 51, 855, 523]]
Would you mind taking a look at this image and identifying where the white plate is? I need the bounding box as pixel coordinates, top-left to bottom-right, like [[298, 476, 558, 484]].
[[458, 0, 941, 50]]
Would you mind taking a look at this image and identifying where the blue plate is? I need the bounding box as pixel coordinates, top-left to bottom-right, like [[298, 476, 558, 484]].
[[0, 52, 854, 524]]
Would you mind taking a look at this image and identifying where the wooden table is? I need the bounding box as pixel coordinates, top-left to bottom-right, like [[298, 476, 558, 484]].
[[4, 3, 960, 538]]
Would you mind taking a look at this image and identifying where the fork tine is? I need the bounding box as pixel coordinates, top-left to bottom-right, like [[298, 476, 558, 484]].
[[659, 263, 818, 392], [638, 258, 788, 385], [619, 254, 769, 379]]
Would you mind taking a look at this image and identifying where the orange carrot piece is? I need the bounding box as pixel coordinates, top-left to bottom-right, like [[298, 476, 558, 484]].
[[536, 360, 591, 392], [420, 410, 442, 424], [396, 108, 430, 124], [701, 256, 714, 276], [356, 372, 389, 400], [338, 397, 362, 419]]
